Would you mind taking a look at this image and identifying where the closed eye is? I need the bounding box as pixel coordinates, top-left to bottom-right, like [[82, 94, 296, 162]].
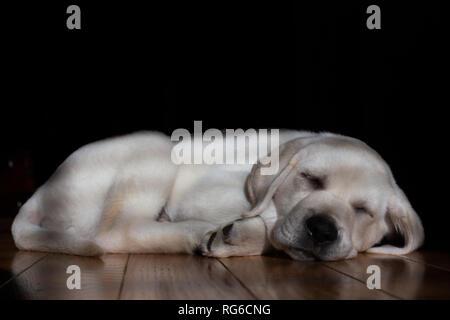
[[353, 205, 374, 218], [301, 172, 324, 190]]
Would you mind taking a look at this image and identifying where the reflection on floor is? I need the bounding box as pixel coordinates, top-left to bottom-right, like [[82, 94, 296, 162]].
[[1, 219, 450, 299]]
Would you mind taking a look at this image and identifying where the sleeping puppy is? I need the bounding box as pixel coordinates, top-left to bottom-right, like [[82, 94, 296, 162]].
[[11, 130, 424, 261]]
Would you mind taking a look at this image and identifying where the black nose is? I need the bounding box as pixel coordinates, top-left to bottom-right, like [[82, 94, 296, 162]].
[[305, 215, 338, 245]]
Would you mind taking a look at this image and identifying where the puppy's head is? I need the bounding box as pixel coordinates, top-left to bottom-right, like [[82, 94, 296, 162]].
[[246, 133, 424, 261]]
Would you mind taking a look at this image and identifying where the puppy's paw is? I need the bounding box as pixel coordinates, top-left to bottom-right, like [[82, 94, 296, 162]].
[[199, 227, 234, 258], [223, 221, 244, 245], [198, 220, 252, 258]]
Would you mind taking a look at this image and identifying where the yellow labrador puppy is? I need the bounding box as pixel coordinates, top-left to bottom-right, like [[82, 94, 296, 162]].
[[11, 131, 424, 260]]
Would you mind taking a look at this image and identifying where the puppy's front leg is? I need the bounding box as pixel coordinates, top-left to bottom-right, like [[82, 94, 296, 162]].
[[200, 217, 272, 258], [97, 219, 217, 254]]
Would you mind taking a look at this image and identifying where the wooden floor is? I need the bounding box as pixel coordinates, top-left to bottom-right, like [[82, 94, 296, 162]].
[[1, 219, 450, 299]]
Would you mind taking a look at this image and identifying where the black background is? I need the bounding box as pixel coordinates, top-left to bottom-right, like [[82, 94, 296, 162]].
[[1, 1, 448, 249]]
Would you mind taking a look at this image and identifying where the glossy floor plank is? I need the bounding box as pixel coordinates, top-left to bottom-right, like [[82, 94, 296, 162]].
[[324, 253, 450, 299], [120, 254, 253, 299], [402, 251, 450, 271], [1, 223, 450, 299], [219, 255, 394, 299], [0, 233, 46, 288], [0, 253, 128, 299]]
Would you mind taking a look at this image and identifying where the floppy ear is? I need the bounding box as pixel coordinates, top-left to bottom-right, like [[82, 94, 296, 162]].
[[367, 187, 424, 255], [244, 138, 306, 218]]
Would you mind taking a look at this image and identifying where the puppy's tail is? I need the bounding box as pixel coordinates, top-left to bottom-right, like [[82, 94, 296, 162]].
[[11, 192, 103, 256]]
